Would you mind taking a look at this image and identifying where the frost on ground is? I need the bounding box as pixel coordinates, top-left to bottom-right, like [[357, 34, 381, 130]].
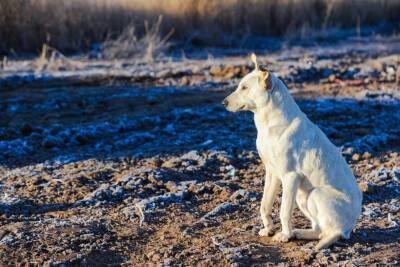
[[0, 36, 400, 266]]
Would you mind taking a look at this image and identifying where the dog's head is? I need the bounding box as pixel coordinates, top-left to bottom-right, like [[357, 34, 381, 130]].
[[222, 53, 275, 112]]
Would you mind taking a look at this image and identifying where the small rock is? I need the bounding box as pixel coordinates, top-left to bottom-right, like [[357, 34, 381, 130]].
[[319, 248, 331, 256], [363, 205, 381, 218], [370, 167, 389, 181], [152, 253, 161, 261], [111, 185, 124, 199], [210, 66, 222, 76], [162, 158, 182, 168], [352, 153, 360, 161], [391, 167, 400, 183], [180, 76, 190, 86], [328, 74, 336, 83], [146, 251, 155, 259], [157, 69, 172, 78], [362, 152, 371, 159], [223, 66, 238, 79], [358, 182, 375, 194], [226, 165, 236, 177], [388, 213, 398, 227], [372, 158, 382, 167], [181, 150, 203, 162], [165, 181, 177, 192]]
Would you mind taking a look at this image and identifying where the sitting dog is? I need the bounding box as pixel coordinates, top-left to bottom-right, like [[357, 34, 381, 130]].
[[222, 54, 362, 250]]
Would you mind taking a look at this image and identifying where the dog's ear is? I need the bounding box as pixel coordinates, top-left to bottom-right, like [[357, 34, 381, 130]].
[[259, 69, 272, 90], [250, 53, 259, 70]]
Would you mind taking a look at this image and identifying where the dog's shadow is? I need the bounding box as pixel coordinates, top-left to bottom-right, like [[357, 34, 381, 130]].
[[350, 225, 400, 246], [361, 184, 399, 205]]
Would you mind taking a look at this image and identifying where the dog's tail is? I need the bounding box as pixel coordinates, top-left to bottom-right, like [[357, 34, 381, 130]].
[[316, 231, 342, 250]]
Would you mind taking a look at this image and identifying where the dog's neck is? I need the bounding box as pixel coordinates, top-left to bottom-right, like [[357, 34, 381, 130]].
[[254, 79, 302, 133]]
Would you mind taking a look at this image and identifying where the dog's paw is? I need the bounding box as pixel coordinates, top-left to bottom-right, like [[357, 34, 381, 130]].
[[258, 227, 273, 237], [272, 232, 291, 243]]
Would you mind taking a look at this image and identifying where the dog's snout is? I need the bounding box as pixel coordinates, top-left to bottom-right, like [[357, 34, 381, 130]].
[[222, 99, 228, 107]]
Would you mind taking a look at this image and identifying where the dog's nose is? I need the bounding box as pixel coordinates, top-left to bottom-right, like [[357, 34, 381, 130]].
[[222, 99, 228, 107]]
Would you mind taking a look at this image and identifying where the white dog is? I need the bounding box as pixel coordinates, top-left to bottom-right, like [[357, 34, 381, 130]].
[[222, 54, 362, 250]]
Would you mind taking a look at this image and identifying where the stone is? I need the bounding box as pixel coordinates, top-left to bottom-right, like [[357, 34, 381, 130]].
[[391, 168, 400, 183], [358, 182, 375, 194], [352, 153, 360, 161], [362, 152, 371, 159], [370, 167, 389, 181], [162, 158, 182, 168], [180, 76, 190, 86], [209, 66, 222, 76]]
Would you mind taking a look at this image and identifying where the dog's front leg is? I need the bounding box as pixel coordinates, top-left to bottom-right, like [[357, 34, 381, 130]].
[[259, 173, 280, 236], [272, 172, 301, 242]]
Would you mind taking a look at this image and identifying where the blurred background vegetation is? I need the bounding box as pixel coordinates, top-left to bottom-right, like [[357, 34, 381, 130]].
[[1, 0, 400, 55]]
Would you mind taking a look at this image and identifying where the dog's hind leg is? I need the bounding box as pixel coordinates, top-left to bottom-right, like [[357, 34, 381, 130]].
[[293, 188, 321, 240]]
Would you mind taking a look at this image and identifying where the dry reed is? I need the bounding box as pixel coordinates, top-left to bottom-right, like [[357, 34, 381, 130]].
[[0, 0, 399, 55]]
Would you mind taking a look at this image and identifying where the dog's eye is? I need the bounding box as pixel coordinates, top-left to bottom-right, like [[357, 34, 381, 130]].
[[241, 85, 248, 90]]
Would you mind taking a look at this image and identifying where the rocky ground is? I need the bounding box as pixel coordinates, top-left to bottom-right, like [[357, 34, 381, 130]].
[[0, 36, 400, 266]]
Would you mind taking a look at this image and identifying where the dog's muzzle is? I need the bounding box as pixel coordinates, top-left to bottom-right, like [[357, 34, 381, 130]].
[[222, 99, 229, 107]]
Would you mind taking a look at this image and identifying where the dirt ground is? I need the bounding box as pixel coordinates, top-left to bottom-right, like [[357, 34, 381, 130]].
[[0, 36, 400, 266]]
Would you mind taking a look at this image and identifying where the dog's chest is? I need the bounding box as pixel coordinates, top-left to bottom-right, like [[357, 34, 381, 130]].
[[256, 131, 279, 169], [254, 116, 288, 172]]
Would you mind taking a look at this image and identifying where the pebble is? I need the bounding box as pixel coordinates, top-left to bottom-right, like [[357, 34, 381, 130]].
[[146, 251, 155, 259], [161, 158, 182, 168], [362, 152, 372, 159], [369, 167, 389, 181], [180, 76, 190, 86], [352, 153, 361, 161], [363, 205, 381, 218], [391, 167, 400, 183], [358, 182, 376, 194], [328, 74, 336, 83], [152, 253, 161, 261], [209, 66, 222, 76]]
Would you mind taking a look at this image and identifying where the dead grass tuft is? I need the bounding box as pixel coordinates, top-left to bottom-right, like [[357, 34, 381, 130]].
[[102, 16, 174, 62], [35, 44, 82, 72], [0, 0, 399, 55]]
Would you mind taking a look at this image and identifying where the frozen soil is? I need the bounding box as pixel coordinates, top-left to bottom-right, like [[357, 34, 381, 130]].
[[0, 36, 400, 266]]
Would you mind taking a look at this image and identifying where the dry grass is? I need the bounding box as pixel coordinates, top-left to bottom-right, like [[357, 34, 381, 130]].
[[35, 44, 83, 72], [1, 0, 399, 55], [102, 15, 174, 62]]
